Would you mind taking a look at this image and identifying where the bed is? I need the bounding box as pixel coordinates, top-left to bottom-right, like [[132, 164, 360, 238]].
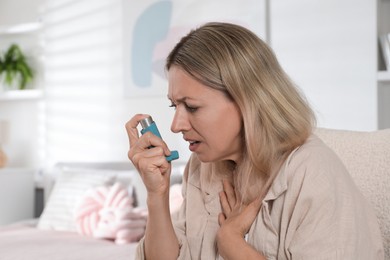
[[0, 161, 186, 260], [0, 221, 138, 259]]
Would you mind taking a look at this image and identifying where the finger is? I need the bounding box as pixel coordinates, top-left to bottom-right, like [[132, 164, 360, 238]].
[[250, 196, 262, 212], [133, 146, 165, 162], [138, 154, 171, 176], [125, 114, 150, 148], [148, 151, 172, 176], [138, 131, 172, 157], [222, 179, 236, 207], [218, 212, 226, 226], [226, 199, 261, 236], [219, 191, 232, 216], [242, 197, 262, 222]]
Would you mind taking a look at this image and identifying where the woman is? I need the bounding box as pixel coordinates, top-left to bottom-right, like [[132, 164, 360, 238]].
[[126, 22, 384, 259]]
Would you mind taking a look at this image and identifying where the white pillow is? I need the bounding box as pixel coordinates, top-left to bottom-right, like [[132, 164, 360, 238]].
[[37, 168, 117, 231]]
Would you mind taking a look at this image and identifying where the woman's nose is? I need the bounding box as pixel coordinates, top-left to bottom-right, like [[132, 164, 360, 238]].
[[171, 109, 190, 133]]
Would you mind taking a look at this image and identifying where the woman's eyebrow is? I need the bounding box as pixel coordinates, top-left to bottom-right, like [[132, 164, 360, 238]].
[[167, 96, 195, 103]]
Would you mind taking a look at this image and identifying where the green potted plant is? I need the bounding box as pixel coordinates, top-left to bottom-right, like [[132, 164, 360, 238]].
[[0, 44, 34, 90]]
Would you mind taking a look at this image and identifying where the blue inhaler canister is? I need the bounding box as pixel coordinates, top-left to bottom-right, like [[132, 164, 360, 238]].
[[140, 116, 179, 162]]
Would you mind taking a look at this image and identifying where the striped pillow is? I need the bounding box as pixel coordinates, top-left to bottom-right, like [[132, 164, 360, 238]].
[[37, 169, 116, 231]]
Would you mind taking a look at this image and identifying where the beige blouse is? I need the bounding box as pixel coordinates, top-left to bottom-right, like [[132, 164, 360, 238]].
[[136, 135, 384, 259]]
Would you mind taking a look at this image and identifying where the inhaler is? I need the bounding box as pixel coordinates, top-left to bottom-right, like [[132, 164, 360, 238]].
[[140, 116, 179, 162]]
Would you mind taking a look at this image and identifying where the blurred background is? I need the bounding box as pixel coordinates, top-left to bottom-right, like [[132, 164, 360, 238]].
[[0, 0, 389, 170]]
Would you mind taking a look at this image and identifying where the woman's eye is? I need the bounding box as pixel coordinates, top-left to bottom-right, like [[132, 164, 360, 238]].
[[185, 104, 198, 113], [169, 102, 197, 112]]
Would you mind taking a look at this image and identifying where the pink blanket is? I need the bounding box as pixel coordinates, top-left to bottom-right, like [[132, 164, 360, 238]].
[[74, 183, 147, 244], [0, 224, 139, 259]]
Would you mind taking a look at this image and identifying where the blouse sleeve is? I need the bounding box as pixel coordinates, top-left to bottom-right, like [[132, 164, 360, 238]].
[[284, 144, 384, 259], [171, 154, 203, 259]]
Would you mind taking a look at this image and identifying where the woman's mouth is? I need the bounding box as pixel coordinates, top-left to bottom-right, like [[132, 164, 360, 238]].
[[188, 140, 201, 152]]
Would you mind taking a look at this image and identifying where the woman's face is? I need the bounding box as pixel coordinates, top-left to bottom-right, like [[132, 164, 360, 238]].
[[168, 66, 243, 163]]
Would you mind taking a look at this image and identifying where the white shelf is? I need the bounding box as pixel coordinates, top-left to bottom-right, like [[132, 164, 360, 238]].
[[0, 22, 41, 35], [0, 89, 43, 101], [378, 71, 390, 82]]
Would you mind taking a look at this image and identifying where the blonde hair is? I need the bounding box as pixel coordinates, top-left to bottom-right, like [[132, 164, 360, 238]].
[[166, 22, 316, 202]]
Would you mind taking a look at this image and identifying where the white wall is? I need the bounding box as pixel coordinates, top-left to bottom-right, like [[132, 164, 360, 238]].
[[0, 100, 43, 167], [270, 0, 377, 131], [0, 0, 44, 167], [0, 0, 42, 26]]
